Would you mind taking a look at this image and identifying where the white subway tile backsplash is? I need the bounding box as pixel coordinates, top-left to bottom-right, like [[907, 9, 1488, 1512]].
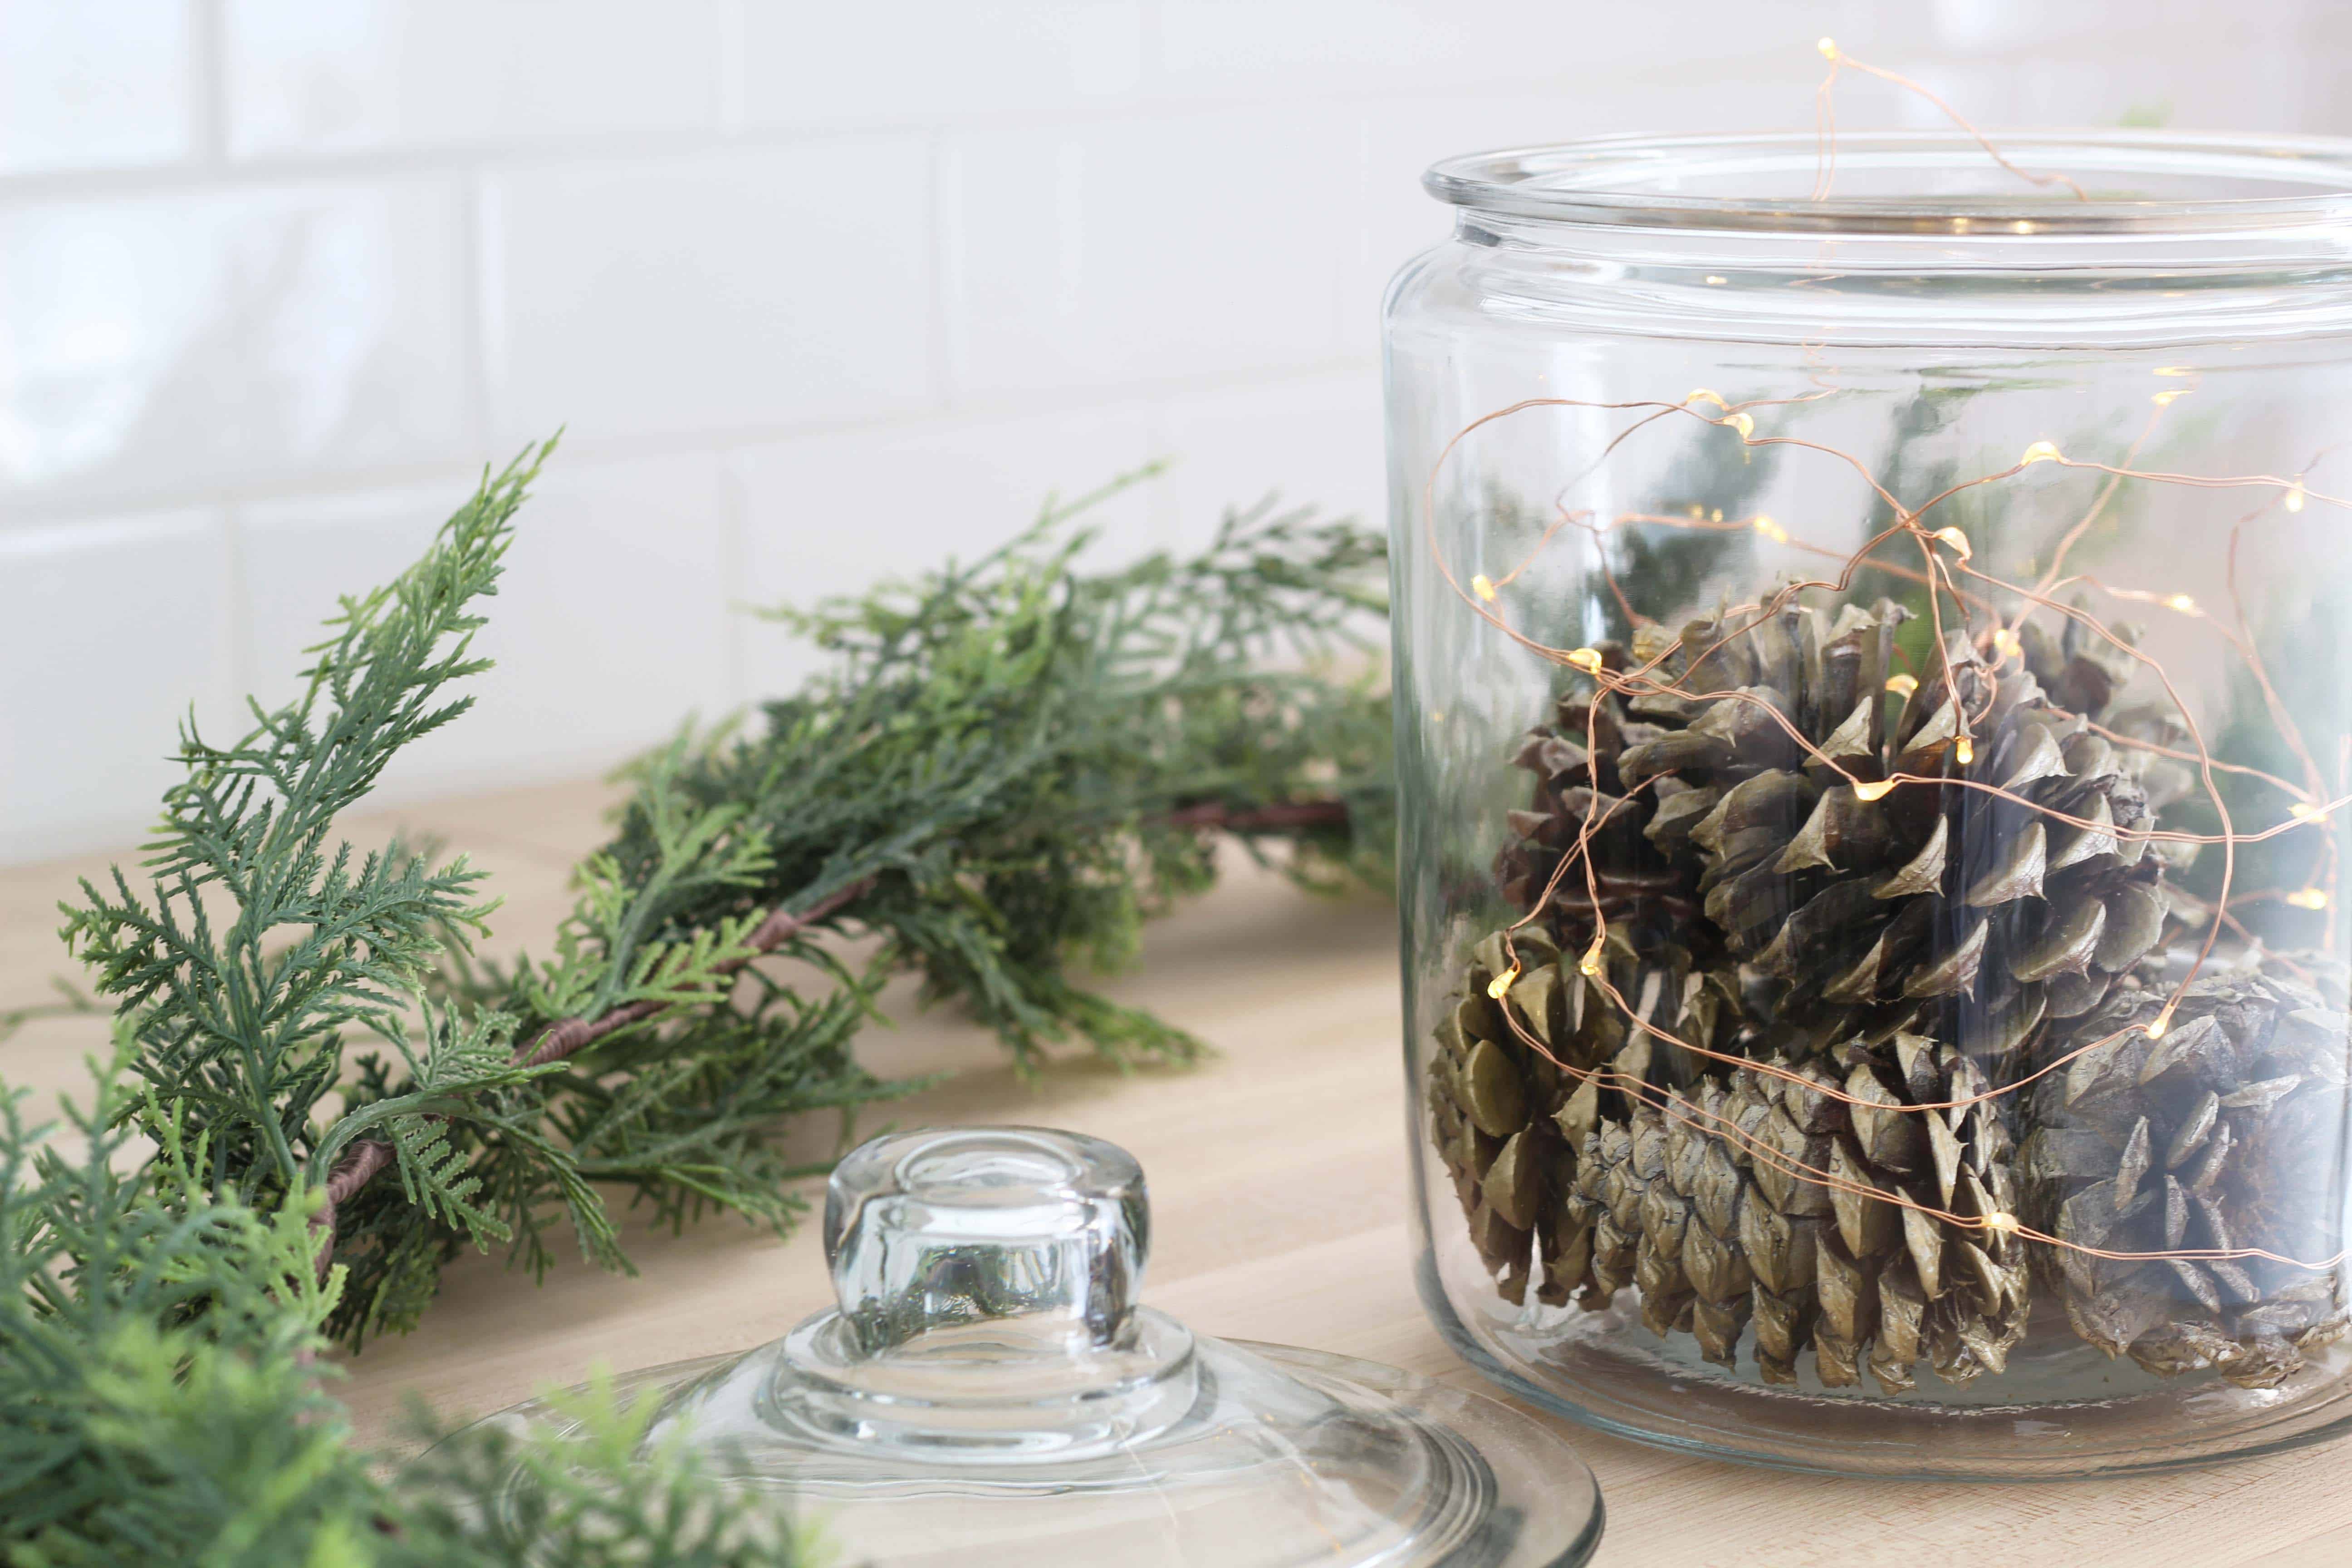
[[0, 180, 472, 501], [0, 511, 231, 864], [241, 452, 735, 799], [731, 403, 1160, 697], [740, 1, 1146, 126], [2, 0, 2347, 866], [946, 109, 1358, 395], [0, 0, 192, 176], [480, 139, 936, 449], [223, 0, 729, 157], [1155, 372, 1384, 554]]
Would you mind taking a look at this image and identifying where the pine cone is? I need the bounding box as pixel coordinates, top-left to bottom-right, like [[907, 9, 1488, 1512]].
[[1431, 591, 2189, 1387], [2020, 969, 2352, 1387], [1553, 1031, 2028, 1389]]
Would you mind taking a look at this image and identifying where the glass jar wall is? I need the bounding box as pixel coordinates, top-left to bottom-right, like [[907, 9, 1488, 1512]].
[[1386, 132, 2352, 1477]]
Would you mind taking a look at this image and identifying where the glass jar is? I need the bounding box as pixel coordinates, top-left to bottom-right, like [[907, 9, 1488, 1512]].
[[1386, 131, 2352, 1477]]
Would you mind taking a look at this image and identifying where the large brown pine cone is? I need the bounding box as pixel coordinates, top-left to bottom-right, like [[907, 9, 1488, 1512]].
[[2021, 968, 2352, 1387], [1431, 590, 2198, 1387]]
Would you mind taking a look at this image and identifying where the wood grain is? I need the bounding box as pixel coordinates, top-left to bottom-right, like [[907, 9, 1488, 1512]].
[[6, 779, 2350, 1567]]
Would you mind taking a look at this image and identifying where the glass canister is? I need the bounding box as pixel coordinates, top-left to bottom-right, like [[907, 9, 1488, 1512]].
[[1386, 131, 2352, 1477]]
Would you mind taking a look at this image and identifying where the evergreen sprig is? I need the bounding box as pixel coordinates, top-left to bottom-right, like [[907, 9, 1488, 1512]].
[[0, 1052, 814, 1564], [5, 448, 1390, 1556]]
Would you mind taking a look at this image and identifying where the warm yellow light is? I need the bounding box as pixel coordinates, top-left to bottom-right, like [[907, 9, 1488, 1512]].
[[1885, 673, 1919, 696], [2155, 366, 2194, 377], [1852, 779, 1898, 802], [2165, 593, 2198, 614], [1818, 36, 1839, 59], [1687, 503, 1705, 519], [2151, 389, 2188, 407], [1991, 627, 2022, 661], [2021, 440, 2063, 466], [2011, 220, 2037, 235], [1578, 940, 1605, 979], [2292, 801, 2328, 823], [1955, 736, 1975, 767], [1729, 412, 1756, 440], [1487, 960, 1521, 998], [1566, 647, 1605, 674], [1704, 274, 1728, 286], [1711, 508, 1725, 523], [1980, 1210, 2022, 1235], [1932, 525, 1973, 561], [2145, 1007, 2176, 1041], [1685, 388, 1728, 411], [2287, 484, 2308, 514], [2288, 887, 2331, 911], [1471, 573, 1496, 602], [1752, 514, 1789, 544]]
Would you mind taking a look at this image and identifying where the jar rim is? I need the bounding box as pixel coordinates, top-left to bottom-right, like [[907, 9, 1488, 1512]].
[[1425, 130, 2352, 236]]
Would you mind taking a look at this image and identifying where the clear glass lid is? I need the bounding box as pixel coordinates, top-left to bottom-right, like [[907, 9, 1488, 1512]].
[[453, 1126, 1602, 1567]]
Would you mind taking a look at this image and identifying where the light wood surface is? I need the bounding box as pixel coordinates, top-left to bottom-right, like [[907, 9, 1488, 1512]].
[[7, 779, 2352, 1567]]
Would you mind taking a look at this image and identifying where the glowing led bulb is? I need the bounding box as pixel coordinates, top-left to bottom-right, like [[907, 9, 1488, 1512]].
[[1955, 736, 1975, 767], [1685, 388, 1728, 410], [1487, 960, 1521, 998], [1980, 1210, 2022, 1235], [2152, 389, 2187, 407], [1578, 940, 1606, 979], [2145, 1007, 2176, 1042], [1885, 673, 1919, 696], [1852, 779, 1897, 803], [2165, 593, 2198, 613], [2288, 887, 2332, 911], [1932, 525, 1972, 560], [2292, 801, 2328, 823], [2287, 484, 2308, 514], [1704, 274, 1728, 285], [1818, 36, 1839, 58], [1566, 647, 1605, 674], [1471, 573, 1496, 602], [1752, 514, 1789, 544], [1991, 627, 2022, 662], [1728, 412, 1756, 440], [2021, 440, 2063, 466]]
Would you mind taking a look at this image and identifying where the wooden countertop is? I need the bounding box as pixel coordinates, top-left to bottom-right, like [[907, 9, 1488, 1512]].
[[6, 779, 2352, 1567]]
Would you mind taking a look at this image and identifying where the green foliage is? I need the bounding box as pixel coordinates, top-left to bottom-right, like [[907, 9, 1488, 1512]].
[[585, 481, 1393, 1071], [57, 445, 548, 1211], [0, 1054, 814, 1566], [7, 449, 1390, 1559]]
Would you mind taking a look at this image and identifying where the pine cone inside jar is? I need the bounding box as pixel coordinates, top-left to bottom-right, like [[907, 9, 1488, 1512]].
[[2020, 969, 2352, 1387], [1430, 589, 2191, 1387], [1552, 1031, 2029, 1388]]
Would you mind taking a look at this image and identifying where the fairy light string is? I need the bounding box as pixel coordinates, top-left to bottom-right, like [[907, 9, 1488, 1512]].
[[1431, 392, 2352, 1279]]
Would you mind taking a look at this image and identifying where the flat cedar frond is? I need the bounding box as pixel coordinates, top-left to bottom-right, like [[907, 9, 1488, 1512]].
[[15, 452, 1389, 1557], [608, 482, 1394, 1075], [58, 443, 553, 1203]]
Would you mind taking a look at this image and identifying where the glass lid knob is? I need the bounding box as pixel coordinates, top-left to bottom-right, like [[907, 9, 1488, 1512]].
[[822, 1126, 1148, 1358]]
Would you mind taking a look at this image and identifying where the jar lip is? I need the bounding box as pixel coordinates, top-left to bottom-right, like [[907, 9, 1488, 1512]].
[[1425, 130, 2352, 236]]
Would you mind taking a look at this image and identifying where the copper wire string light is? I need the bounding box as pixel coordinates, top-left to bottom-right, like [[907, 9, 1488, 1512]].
[[1426, 385, 2349, 1279]]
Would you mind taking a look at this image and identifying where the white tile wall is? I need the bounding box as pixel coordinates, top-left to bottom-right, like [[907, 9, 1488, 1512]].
[[0, 180, 472, 500], [0, 1, 193, 176], [480, 137, 936, 446], [0, 511, 232, 864], [0, 0, 2343, 863], [224, 0, 731, 157]]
